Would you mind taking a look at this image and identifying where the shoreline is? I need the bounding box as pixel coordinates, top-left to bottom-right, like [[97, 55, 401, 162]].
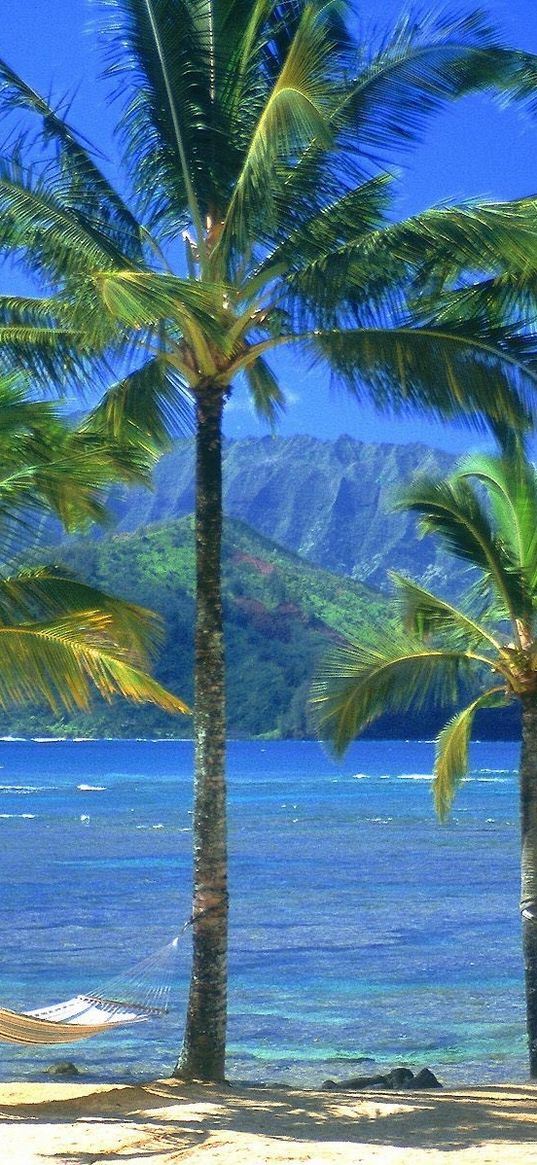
[[0, 1078, 537, 1163]]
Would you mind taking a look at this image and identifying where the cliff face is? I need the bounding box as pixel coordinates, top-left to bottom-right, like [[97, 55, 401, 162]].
[[107, 434, 459, 592]]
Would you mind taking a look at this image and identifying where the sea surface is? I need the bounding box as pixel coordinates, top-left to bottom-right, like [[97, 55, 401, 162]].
[[0, 737, 528, 1087]]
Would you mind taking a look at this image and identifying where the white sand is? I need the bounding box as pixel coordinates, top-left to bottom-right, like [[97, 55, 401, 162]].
[[0, 1079, 537, 1164]]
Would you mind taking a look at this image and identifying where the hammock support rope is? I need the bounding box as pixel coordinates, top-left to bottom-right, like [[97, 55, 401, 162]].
[[0, 927, 187, 1046]]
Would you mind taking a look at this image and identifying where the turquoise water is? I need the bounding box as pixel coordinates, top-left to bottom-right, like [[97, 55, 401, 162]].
[[0, 737, 527, 1087]]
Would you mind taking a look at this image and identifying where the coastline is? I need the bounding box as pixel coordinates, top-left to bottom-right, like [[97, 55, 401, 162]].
[[0, 1078, 537, 1163]]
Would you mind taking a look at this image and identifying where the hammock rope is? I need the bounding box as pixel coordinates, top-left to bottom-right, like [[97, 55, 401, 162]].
[[0, 926, 188, 1046]]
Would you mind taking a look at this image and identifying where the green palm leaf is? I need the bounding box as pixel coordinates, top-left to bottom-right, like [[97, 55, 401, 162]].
[[0, 162, 135, 277], [82, 356, 194, 451], [0, 375, 159, 555], [242, 356, 285, 425], [342, 9, 537, 162], [0, 569, 160, 661], [368, 198, 537, 288], [94, 270, 230, 355], [0, 57, 144, 260], [0, 612, 189, 715], [311, 628, 471, 756], [396, 473, 528, 626], [217, 2, 335, 262], [434, 687, 508, 821], [389, 572, 500, 654], [304, 324, 537, 431], [456, 452, 537, 579], [273, 197, 537, 333], [99, 0, 217, 242], [254, 174, 393, 284]]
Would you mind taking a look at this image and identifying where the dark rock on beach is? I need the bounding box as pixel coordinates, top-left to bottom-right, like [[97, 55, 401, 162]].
[[412, 1068, 443, 1089], [385, 1067, 416, 1088], [45, 1061, 80, 1076], [322, 1073, 387, 1090], [321, 1065, 442, 1091]]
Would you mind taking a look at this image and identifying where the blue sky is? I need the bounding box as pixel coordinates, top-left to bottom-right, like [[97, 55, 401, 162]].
[[2, 0, 537, 451]]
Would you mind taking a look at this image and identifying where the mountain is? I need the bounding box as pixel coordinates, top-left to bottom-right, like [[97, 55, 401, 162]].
[[103, 434, 461, 593], [4, 495, 519, 741], [0, 515, 392, 740]]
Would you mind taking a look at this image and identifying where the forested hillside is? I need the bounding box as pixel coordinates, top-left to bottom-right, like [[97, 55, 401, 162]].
[[4, 435, 516, 740], [0, 517, 391, 739]]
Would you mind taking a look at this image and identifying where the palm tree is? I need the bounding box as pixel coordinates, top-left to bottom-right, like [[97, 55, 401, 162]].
[[311, 447, 537, 1078], [0, 369, 189, 724], [3, 1, 537, 1080]]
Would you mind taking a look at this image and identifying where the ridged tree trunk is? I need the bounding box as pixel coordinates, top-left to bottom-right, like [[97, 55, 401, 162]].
[[174, 384, 228, 1082], [519, 694, 537, 1078]]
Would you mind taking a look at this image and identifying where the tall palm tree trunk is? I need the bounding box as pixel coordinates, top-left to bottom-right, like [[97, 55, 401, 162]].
[[519, 694, 537, 1078], [174, 384, 228, 1082]]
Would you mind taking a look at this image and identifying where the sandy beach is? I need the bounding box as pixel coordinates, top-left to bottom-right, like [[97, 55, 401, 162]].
[[0, 1078, 537, 1164]]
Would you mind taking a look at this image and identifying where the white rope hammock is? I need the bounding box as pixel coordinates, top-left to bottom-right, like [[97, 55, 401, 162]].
[[0, 932, 183, 1046]]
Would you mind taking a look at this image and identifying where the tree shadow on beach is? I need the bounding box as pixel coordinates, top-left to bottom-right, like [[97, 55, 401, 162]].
[[1, 1079, 537, 1161]]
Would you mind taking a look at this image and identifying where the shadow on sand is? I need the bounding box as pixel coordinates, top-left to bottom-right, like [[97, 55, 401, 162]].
[[0, 1078, 536, 1162]]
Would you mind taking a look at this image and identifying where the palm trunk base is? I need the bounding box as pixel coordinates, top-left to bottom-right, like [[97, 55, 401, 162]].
[[173, 897, 228, 1082], [520, 697, 537, 1079], [523, 915, 537, 1079]]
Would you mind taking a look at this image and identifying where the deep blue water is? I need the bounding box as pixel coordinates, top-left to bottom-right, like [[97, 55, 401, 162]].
[[0, 737, 527, 1087]]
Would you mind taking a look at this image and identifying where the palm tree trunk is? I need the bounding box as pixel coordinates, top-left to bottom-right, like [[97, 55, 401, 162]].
[[174, 384, 228, 1082], [519, 694, 537, 1078]]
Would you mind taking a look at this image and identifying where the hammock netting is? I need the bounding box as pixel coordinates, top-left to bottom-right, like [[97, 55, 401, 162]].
[[0, 932, 183, 1045]]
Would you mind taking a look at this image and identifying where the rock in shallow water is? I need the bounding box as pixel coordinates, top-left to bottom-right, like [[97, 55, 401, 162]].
[[412, 1068, 442, 1089], [45, 1061, 80, 1077], [321, 1065, 442, 1091]]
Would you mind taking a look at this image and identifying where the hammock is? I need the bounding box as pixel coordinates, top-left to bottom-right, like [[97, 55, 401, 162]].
[[0, 932, 183, 1046]]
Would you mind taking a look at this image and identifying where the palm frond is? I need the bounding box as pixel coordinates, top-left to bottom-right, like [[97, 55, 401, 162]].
[[342, 8, 537, 165], [0, 569, 160, 662], [0, 295, 90, 385], [311, 626, 471, 756], [256, 174, 393, 279], [456, 452, 537, 572], [434, 687, 508, 821], [0, 374, 162, 563], [217, 2, 335, 263], [415, 275, 537, 378], [81, 356, 194, 451], [0, 612, 189, 715], [389, 571, 501, 653], [25, 432, 154, 532], [93, 270, 229, 357], [0, 57, 144, 261], [242, 355, 285, 425], [302, 324, 537, 432], [396, 474, 527, 625], [276, 193, 537, 342], [0, 159, 135, 278], [98, 0, 214, 241], [0, 325, 85, 387], [366, 197, 537, 292], [253, 174, 395, 325]]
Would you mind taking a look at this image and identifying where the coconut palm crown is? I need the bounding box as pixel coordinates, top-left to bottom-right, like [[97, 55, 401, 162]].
[[311, 447, 537, 1077], [4, 1, 537, 1080]]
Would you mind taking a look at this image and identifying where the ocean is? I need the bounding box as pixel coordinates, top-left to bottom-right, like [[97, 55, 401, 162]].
[[0, 737, 527, 1087]]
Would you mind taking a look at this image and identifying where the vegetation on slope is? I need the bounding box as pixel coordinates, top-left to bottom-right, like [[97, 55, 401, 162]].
[[0, 516, 389, 739]]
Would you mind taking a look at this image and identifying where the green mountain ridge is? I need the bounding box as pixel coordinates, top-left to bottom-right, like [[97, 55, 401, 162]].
[[5, 436, 519, 740], [0, 515, 391, 740], [102, 434, 463, 595]]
